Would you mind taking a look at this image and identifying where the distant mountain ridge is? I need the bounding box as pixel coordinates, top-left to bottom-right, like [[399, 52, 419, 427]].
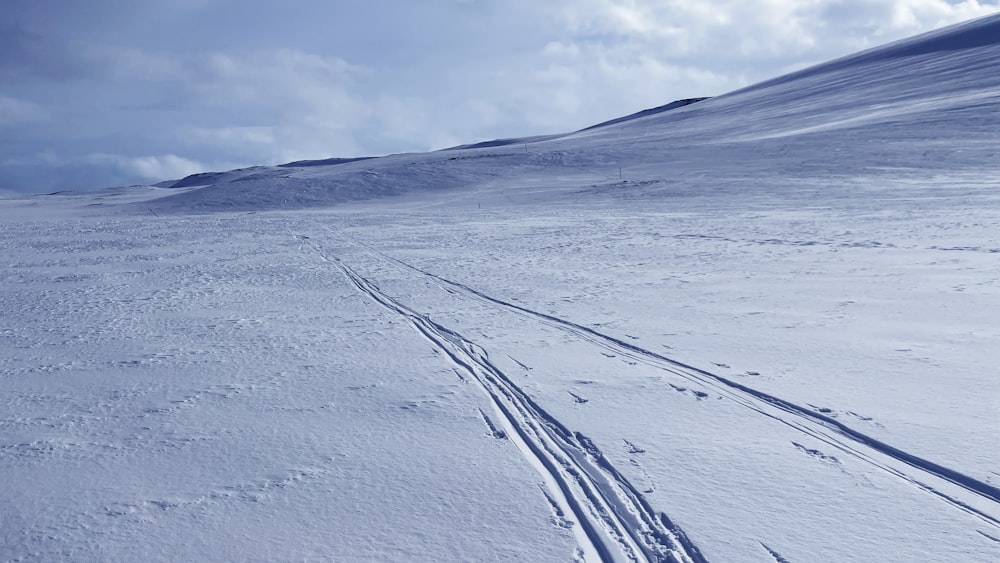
[[163, 98, 709, 189]]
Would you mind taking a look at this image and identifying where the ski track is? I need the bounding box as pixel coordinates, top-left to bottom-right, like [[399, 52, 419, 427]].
[[329, 229, 1000, 531], [295, 234, 707, 563], [759, 542, 793, 563]]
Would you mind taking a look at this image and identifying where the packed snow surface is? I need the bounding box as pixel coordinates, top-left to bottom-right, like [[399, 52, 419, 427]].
[[3, 14, 1000, 563]]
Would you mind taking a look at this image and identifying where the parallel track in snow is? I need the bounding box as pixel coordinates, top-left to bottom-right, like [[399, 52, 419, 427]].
[[296, 235, 707, 563], [335, 233, 1000, 531]]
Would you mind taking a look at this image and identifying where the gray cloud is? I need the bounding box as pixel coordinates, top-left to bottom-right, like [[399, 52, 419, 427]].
[[0, 23, 95, 81], [0, 95, 49, 125]]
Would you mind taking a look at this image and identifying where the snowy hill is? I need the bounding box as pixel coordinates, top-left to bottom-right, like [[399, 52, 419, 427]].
[[2, 13, 1000, 563], [138, 13, 1000, 214]]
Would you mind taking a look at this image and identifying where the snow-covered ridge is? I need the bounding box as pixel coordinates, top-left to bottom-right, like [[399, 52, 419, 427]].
[[575, 98, 709, 132], [133, 13, 1000, 214]]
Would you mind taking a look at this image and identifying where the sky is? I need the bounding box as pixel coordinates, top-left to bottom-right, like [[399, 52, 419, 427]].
[[2, 0, 999, 193]]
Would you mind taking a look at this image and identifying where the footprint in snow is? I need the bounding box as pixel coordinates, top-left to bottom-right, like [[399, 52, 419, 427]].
[[623, 439, 645, 454]]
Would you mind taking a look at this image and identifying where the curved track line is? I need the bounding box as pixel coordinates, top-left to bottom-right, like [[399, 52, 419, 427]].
[[334, 235, 1000, 529], [297, 235, 707, 563]]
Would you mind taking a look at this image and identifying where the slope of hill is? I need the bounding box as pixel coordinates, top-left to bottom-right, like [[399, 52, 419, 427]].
[[136, 13, 1000, 214]]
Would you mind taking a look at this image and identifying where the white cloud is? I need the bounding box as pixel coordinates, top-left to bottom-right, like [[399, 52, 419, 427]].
[[882, 0, 1000, 31], [0, 95, 48, 125], [83, 153, 208, 181], [493, 0, 999, 128], [187, 126, 276, 146], [542, 1, 998, 64], [0, 150, 229, 192], [119, 154, 206, 180]]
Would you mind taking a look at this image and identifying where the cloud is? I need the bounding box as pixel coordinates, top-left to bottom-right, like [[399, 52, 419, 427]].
[[186, 126, 276, 146], [539, 1, 999, 71], [493, 0, 999, 124], [2, 37, 420, 191], [880, 0, 998, 29], [29, 44, 375, 158], [0, 22, 93, 80], [0, 150, 236, 193], [89, 153, 208, 181], [0, 95, 48, 125]]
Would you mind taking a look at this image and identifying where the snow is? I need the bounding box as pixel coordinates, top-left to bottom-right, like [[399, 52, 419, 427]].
[[3, 13, 1000, 563]]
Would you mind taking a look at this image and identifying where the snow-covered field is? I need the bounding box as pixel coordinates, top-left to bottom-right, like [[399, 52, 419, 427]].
[[3, 14, 1000, 563]]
